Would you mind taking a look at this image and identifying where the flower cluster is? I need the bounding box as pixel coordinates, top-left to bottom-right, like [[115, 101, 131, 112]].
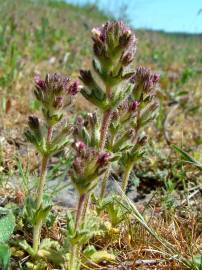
[[69, 141, 111, 195], [25, 73, 79, 155], [34, 73, 81, 126], [131, 66, 160, 102], [131, 66, 160, 128], [111, 99, 139, 128], [92, 21, 136, 71], [80, 21, 136, 111]]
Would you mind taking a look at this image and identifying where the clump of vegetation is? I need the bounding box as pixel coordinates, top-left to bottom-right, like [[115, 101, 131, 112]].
[[0, 20, 160, 270], [0, 1, 202, 270], [21, 21, 159, 270]]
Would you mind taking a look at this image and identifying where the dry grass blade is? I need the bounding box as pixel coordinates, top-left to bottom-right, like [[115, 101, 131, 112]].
[[114, 181, 188, 266]]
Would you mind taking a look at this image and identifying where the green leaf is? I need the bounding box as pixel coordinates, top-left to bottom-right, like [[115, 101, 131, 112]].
[[89, 250, 116, 264], [0, 209, 15, 243], [66, 210, 75, 236], [83, 245, 96, 257], [187, 253, 202, 270], [18, 240, 35, 257], [173, 145, 202, 171], [0, 243, 11, 270], [33, 205, 52, 225]]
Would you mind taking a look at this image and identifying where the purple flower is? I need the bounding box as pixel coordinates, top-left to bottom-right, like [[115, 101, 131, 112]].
[[68, 80, 81, 96], [34, 75, 46, 91], [91, 21, 136, 65], [76, 115, 85, 126], [131, 66, 160, 93], [75, 141, 86, 153], [97, 152, 110, 166], [34, 73, 81, 99], [34, 73, 80, 125], [128, 100, 139, 112], [152, 73, 160, 83], [70, 143, 111, 194], [92, 21, 134, 48], [121, 52, 134, 66]]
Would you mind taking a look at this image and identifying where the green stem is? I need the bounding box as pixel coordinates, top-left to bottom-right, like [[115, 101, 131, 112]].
[[32, 126, 53, 254], [69, 193, 87, 270], [100, 165, 111, 199], [81, 193, 90, 223], [122, 163, 134, 193], [36, 155, 49, 209]]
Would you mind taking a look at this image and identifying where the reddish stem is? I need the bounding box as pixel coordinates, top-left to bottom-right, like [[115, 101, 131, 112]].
[[75, 194, 86, 230], [99, 109, 112, 150]]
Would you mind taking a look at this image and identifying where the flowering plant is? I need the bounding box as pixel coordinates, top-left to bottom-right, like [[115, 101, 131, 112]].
[[24, 21, 159, 270]]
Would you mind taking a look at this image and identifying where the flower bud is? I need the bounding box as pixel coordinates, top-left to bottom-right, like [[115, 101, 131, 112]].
[[87, 112, 97, 127], [128, 100, 139, 113], [68, 80, 81, 96], [25, 116, 43, 153], [121, 51, 134, 66], [76, 115, 85, 126], [34, 75, 46, 91], [79, 70, 93, 86], [137, 135, 147, 146], [92, 21, 136, 64], [28, 116, 40, 131], [75, 141, 86, 154], [72, 157, 83, 175], [97, 152, 110, 166]]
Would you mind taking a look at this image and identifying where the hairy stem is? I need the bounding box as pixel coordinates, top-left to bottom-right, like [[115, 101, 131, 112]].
[[75, 194, 86, 230], [33, 126, 53, 254], [122, 163, 134, 193], [35, 155, 49, 209], [99, 109, 112, 150], [99, 108, 112, 198]]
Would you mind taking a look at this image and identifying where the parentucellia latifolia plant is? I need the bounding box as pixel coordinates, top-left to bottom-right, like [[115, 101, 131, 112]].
[[24, 73, 80, 255], [24, 21, 160, 270], [78, 21, 160, 196]]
